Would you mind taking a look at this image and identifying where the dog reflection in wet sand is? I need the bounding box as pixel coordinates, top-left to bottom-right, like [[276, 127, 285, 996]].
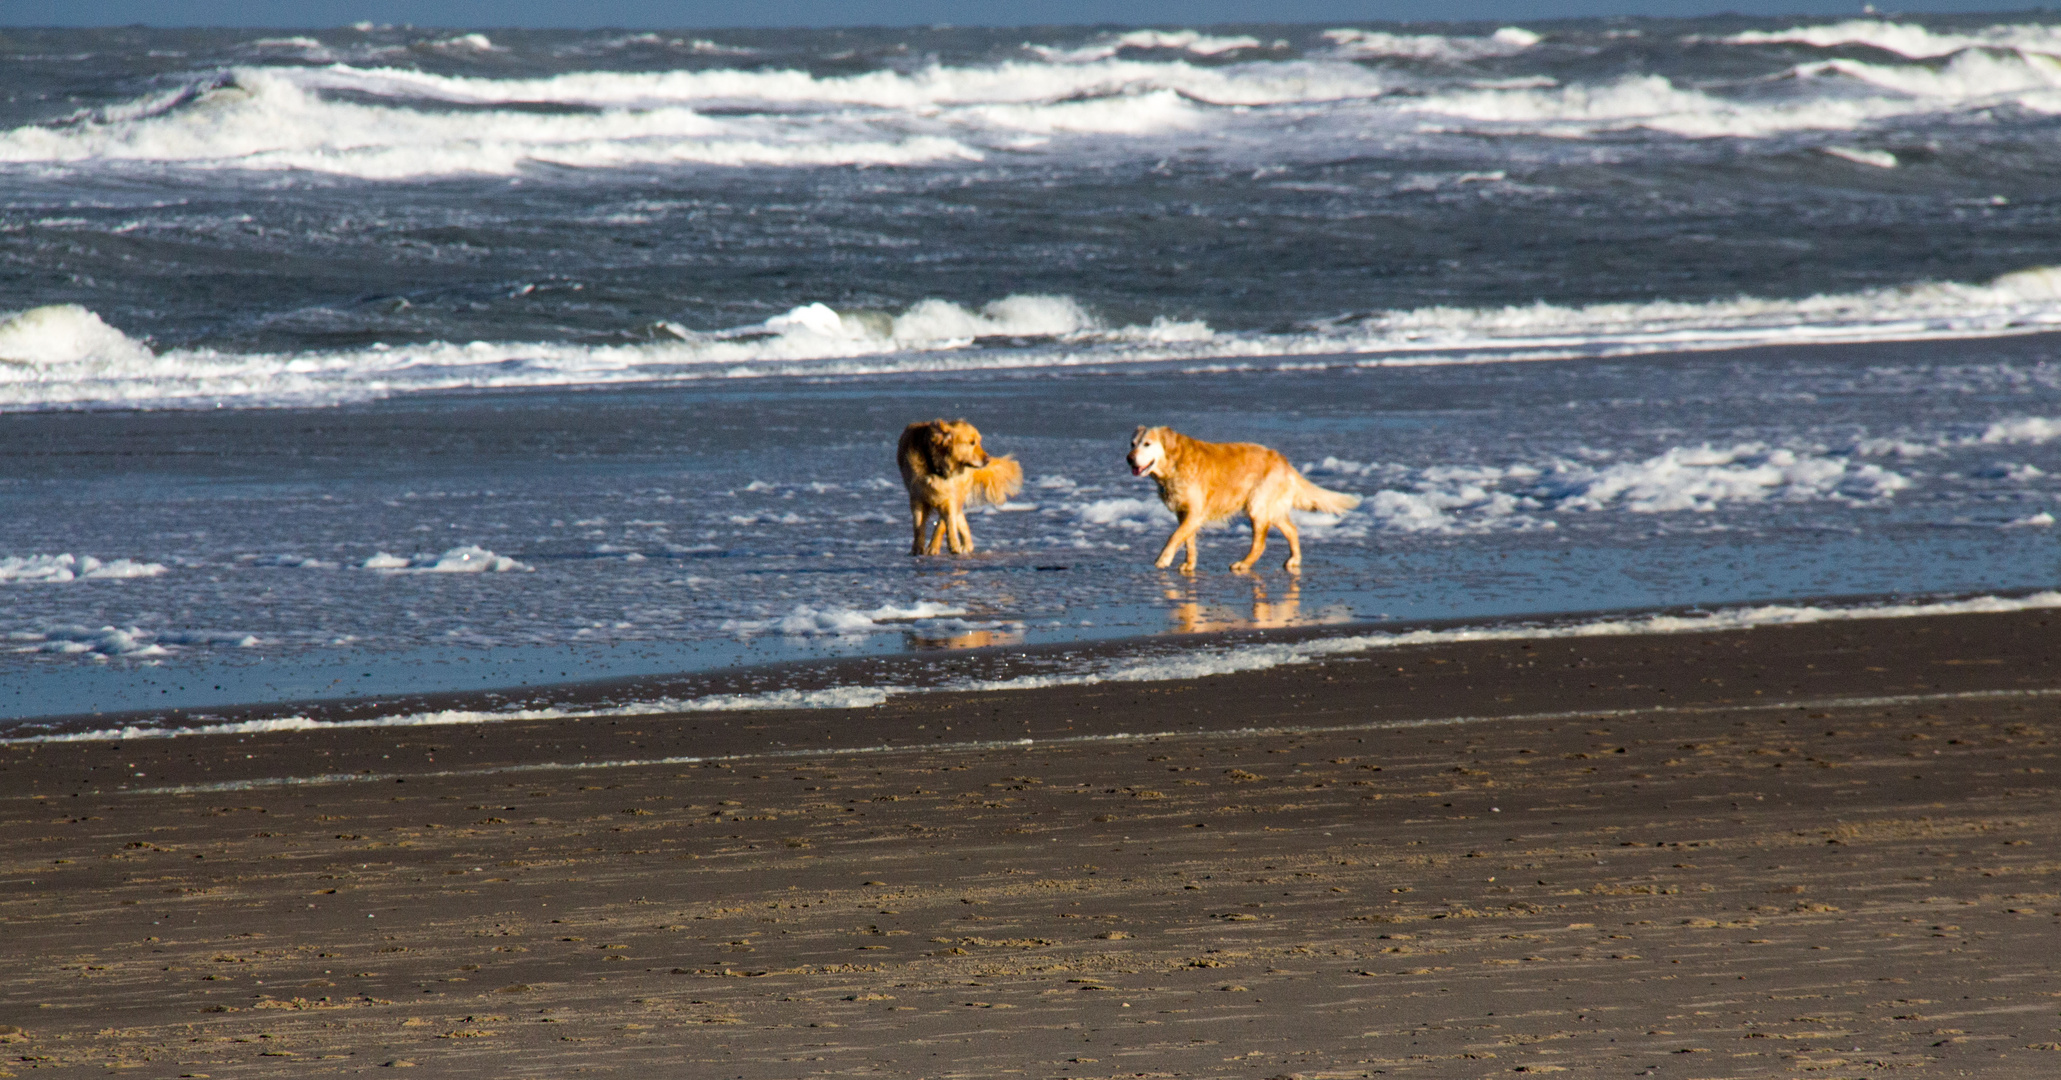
[[1165, 578, 1300, 634], [1127, 425, 1360, 573], [897, 418, 1023, 555]]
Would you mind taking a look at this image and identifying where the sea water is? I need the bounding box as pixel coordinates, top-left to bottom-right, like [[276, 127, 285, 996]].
[[3, 17, 2060, 732]]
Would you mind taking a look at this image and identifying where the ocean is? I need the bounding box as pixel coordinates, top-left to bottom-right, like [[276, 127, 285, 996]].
[[3, 15, 2060, 736]]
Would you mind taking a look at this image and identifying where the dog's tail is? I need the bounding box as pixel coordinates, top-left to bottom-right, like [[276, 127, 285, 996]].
[[1290, 470, 1361, 515], [968, 455, 1024, 508]]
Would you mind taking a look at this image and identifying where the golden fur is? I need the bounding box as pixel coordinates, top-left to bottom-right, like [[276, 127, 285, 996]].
[[1126, 425, 1361, 573], [897, 418, 1023, 555]]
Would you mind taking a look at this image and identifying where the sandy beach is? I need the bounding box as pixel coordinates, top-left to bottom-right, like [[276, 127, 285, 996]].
[[3, 606, 2060, 1078]]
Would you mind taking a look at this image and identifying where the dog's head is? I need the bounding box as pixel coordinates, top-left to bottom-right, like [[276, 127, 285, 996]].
[[1128, 425, 1170, 479], [924, 419, 992, 475]]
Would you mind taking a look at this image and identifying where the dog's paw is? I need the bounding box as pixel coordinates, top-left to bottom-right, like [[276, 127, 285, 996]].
[[1228, 560, 1255, 573], [1282, 558, 1302, 573]]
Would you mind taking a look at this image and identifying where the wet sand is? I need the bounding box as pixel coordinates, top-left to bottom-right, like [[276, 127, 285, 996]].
[[3, 607, 2060, 1078]]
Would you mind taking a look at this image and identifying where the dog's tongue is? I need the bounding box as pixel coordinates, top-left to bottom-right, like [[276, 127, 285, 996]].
[[1130, 463, 1144, 476]]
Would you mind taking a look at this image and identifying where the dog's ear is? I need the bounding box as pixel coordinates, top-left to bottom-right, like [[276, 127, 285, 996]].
[[1132, 425, 1147, 443], [925, 420, 954, 472]]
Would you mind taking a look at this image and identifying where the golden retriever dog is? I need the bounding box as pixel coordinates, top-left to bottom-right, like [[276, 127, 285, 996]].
[[1127, 425, 1360, 573], [897, 418, 1023, 555]]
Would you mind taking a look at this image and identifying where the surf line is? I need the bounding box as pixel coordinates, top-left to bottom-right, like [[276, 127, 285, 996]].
[[59, 684, 2061, 799]]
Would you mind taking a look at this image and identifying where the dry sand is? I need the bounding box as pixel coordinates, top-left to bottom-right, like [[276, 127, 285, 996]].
[[3, 608, 2060, 1078]]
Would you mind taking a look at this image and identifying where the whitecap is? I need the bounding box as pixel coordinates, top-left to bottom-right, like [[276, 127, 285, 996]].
[[0, 553, 168, 583], [1716, 19, 2061, 60], [361, 546, 530, 573], [1323, 26, 1542, 62], [3, 267, 2061, 411], [1030, 30, 1271, 64]]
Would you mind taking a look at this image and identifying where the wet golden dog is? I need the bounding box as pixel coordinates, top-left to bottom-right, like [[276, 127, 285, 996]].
[[1127, 425, 1360, 573], [897, 419, 1023, 555]]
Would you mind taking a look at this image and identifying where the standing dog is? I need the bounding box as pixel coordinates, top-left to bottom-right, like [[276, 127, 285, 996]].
[[1127, 425, 1360, 573], [898, 419, 1023, 555]]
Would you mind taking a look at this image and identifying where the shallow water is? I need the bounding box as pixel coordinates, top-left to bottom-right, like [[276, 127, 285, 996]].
[[5, 334, 2059, 726]]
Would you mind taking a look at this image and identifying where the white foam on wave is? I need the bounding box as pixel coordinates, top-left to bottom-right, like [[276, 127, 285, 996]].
[[1151, 439, 1916, 538], [1061, 439, 1918, 541], [1823, 145, 1897, 168], [0, 292, 1206, 410], [8, 624, 257, 659], [721, 600, 972, 637], [0, 305, 154, 367], [1350, 464, 1546, 534], [1541, 443, 1911, 513], [1404, 46, 2061, 139], [0, 553, 167, 583], [1980, 416, 2061, 444], [1311, 265, 2061, 357], [425, 32, 500, 54], [1030, 30, 1272, 64], [294, 56, 1381, 112], [5, 24, 2059, 185], [708, 293, 1099, 347], [0, 57, 1402, 180], [0, 67, 987, 180], [362, 546, 529, 573], [4, 684, 893, 744], [1717, 19, 2061, 60], [1065, 497, 1176, 530], [1323, 26, 1541, 62], [1805, 50, 2061, 107], [7, 267, 2061, 412]]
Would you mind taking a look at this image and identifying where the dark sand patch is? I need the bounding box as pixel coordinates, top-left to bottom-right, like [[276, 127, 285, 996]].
[[2, 609, 2059, 1077]]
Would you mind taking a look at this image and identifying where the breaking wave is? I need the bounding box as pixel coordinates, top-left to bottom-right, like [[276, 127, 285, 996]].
[[4, 266, 2060, 410], [1717, 18, 2061, 60], [1401, 48, 2061, 139], [4, 18, 2061, 180], [1323, 26, 1542, 62]]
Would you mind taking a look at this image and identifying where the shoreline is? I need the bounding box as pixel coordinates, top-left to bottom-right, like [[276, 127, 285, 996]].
[[12, 585, 2060, 743], [10, 603, 2061, 797], [2, 604, 2058, 1075]]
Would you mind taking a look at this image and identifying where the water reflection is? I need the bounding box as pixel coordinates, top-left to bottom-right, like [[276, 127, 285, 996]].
[[903, 625, 1026, 650], [1161, 578, 1354, 634], [898, 565, 1025, 649]]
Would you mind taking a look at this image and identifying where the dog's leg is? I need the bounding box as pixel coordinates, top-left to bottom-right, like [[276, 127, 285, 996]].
[[924, 507, 950, 555], [1278, 516, 1303, 573], [949, 505, 974, 554], [1229, 514, 1270, 573], [910, 505, 931, 556], [1154, 514, 1205, 574]]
